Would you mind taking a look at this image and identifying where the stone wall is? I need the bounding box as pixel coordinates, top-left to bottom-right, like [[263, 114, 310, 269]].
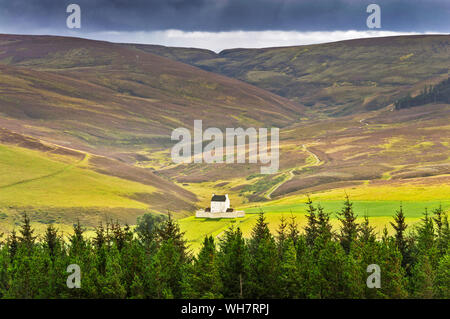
[[195, 210, 245, 219]]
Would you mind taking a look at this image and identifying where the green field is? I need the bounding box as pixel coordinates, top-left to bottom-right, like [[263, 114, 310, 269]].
[[1, 143, 448, 252], [0, 144, 157, 209], [180, 199, 449, 251], [243, 200, 450, 217], [0, 144, 162, 234]]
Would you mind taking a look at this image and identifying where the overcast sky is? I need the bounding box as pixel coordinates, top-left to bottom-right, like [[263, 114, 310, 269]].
[[0, 0, 448, 52]]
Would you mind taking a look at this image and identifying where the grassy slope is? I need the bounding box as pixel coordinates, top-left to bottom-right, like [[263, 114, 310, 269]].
[[0, 144, 157, 208], [0, 143, 161, 233], [0, 34, 303, 156], [131, 35, 449, 116], [0, 132, 197, 233]]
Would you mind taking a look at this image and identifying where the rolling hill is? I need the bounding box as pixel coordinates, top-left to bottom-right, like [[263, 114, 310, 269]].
[[0, 127, 197, 233], [0, 34, 449, 239], [0, 34, 303, 231], [129, 35, 449, 116], [0, 34, 303, 156]]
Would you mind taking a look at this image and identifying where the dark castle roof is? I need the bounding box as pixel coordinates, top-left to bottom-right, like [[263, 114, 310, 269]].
[[211, 194, 227, 202]]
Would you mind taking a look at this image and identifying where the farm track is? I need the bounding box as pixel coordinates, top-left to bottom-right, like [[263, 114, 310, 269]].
[[264, 144, 321, 200], [303, 144, 321, 167], [359, 118, 369, 128], [0, 147, 88, 190]]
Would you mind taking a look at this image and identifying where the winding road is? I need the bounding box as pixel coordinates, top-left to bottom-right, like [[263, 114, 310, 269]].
[[264, 144, 321, 200]]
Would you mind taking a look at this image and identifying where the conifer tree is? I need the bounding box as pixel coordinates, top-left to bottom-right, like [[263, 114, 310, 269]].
[[378, 236, 409, 298], [184, 236, 222, 298], [351, 237, 380, 298], [410, 210, 438, 297], [248, 213, 280, 298], [135, 213, 167, 247], [304, 196, 318, 247], [217, 226, 250, 298], [130, 274, 146, 299], [43, 224, 60, 259], [250, 212, 272, 245], [98, 245, 127, 298], [381, 225, 389, 243], [410, 254, 435, 298], [434, 254, 450, 298], [110, 220, 126, 250], [0, 243, 10, 298], [441, 213, 450, 253], [316, 205, 333, 243], [18, 213, 36, 249], [70, 219, 85, 245], [120, 238, 147, 298], [351, 214, 388, 298], [295, 235, 318, 298], [7, 230, 18, 260], [415, 210, 438, 266], [390, 204, 412, 271], [93, 222, 106, 250], [359, 215, 376, 244], [314, 240, 350, 298], [157, 212, 189, 260], [276, 216, 288, 258], [337, 195, 359, 253], [151, 238, 185, 298], [278, 239, 300, 298], [287, 213, 300, 245], [432, 205, 449, 257]]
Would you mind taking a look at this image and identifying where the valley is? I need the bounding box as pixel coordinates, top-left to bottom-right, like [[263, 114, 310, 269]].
[[0, 34, 448, 247]]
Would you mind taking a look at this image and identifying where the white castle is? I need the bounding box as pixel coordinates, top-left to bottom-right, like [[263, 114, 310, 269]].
[[195, 194, 245, 218]]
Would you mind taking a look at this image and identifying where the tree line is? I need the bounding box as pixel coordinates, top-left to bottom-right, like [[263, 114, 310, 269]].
[[395, 77, 450, 110], [0, 196, 448, 299]]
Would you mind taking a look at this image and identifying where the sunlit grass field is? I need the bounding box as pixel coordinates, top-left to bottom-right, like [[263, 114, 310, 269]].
[[0, 144, 156, 209], [180, 195, 449, 252], [1, 144, 448, 254], [179, 208, 442, 252]]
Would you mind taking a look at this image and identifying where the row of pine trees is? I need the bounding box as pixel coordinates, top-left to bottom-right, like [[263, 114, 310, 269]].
[[0, 196, 448, 299], [394, 77, 450, 110]]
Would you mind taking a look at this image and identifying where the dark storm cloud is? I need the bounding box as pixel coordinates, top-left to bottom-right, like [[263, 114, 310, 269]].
[[0, 0, 448, 33]]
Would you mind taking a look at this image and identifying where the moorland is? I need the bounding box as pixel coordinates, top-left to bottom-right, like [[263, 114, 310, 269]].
[[0, 34, 448, 249]]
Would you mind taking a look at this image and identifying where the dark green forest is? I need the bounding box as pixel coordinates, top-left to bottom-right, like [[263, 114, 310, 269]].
[[0, 197, 448, 299], [395, 77, 450, 110]]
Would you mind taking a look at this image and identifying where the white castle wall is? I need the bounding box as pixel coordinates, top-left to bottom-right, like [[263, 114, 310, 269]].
[[195, 210, 245, 219], [211, 198, 230, 213]]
